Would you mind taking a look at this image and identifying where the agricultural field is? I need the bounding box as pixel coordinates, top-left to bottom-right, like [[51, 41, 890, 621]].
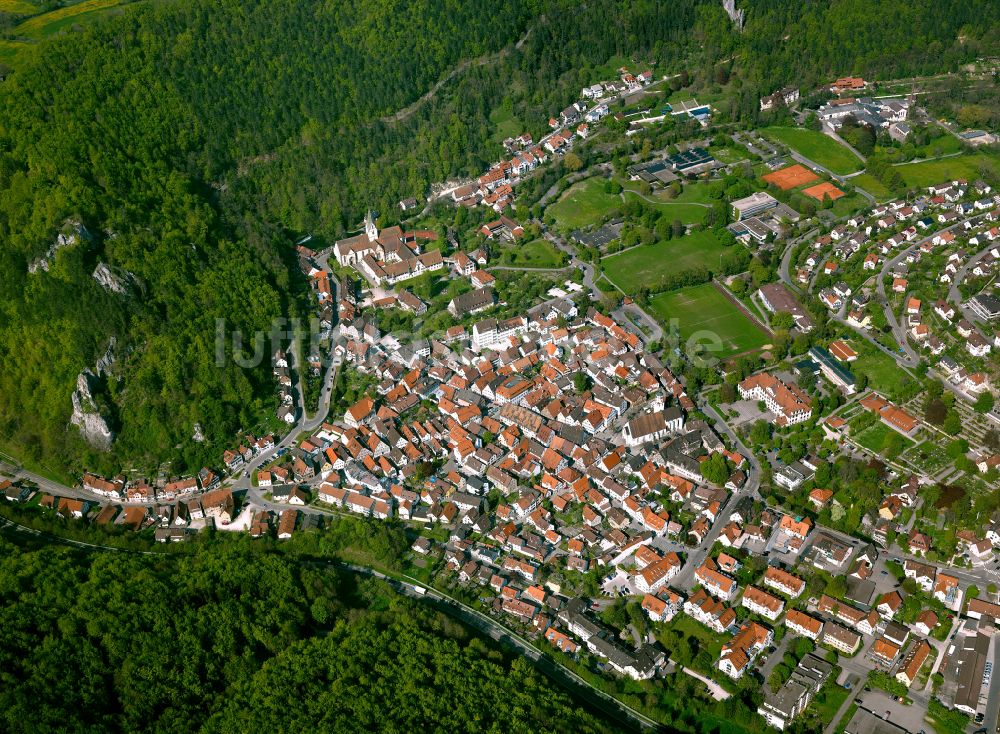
[[547, 176, 621, 230], [496, 238, 566, 269], [762, 126, 864, 175], [601, 229, 730, 293], [0, 0, 40, 14], [0, 0, 128, 68], [647, 283, 770, 358], [893, 152, 1000, 189]]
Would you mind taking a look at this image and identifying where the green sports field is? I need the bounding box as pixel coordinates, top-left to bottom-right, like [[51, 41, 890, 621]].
[[547, 177, 622, 230], [647, 283, 770, 358], [600, 229, 730, 294], [762, 126, 864, 175]]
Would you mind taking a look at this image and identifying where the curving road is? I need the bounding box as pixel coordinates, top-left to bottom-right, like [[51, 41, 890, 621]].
[[947, 242, 996, 325], [874, 213, 985, 369]]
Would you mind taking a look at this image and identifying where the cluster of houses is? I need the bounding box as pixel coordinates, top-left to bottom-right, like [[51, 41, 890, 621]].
[[451, 68, 657, 213], [792, 178, 1000, 385]]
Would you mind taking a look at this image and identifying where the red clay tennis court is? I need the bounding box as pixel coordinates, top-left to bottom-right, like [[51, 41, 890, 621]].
[[762, 164, 819, 190], [803, 181, 845, 201]]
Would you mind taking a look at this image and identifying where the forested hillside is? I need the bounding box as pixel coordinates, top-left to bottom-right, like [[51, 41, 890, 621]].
[[0, 538, 620, 733], [0, 0, 995, 476]]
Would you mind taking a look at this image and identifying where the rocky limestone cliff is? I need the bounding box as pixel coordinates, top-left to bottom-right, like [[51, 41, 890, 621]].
[[70, 370, 114, 451], [28, 219, 91, 274], [722, 0, 745, 31], [92, 262, 135, 295], [69, 338, 117, 451]]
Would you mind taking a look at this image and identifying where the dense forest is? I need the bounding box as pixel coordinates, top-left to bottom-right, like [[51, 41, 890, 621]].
[[0, 536, 621, 733], [0, 0, 996, 476]]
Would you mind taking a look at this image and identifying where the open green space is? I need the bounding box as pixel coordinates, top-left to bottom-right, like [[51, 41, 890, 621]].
[[852, 349, 911, 400], [601, 229, 731, 293], [850, 173, 894, 201], [547, 176, 621, 230], [893, 152, 1000, 189], [621, 191, 708, 224], [672, 180, 721, 204], [0, 0, 40, 14], [9, 0, 124, 38], [809, 683, 850, 725], [708, 146, 748, 165], [496, 238, 567, 269], [853, 420, 914, 456], [762, 126, 864, 175], [489, 106, 523, 143], [830, 192, 870, 217], [647, 283, 770, 357]]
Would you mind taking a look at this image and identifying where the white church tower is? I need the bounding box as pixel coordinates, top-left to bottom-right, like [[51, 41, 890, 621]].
[[364, 210, 379, 242]]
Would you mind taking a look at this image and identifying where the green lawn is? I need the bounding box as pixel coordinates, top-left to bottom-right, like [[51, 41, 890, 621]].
[[851, 173, 894, 201], [647, 283, 771, 358], [854, 421, 914, 456], [709, 146, 749, 164], [830, 192, 870, 217], [601, 229, 731, 293], [913, 135, 963, 158], [547, 177, 622, 230], [852, 349, 911, 400], [673, 180, 722, 204], [489, 107, 522, 144], [762, 126, 864, 175], [621, 191, 708, 224], [809, 683, 850, 725], [496, 238, 566, 269], [893, 152, 1000, 189]]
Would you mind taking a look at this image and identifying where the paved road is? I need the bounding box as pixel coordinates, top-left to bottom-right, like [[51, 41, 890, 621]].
[[777, 229, 818, 292], [983, 633, 1000, 734], [672, 401, 761, 589], [335, 561, 662, 731], [874, 213, 985, 369], [823, 678, 865, 734], [947, 242, 996, 325]]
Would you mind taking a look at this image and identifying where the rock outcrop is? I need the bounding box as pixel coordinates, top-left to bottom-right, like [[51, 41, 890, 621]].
[[28, 219, 91, 274], [722, 0, 745, 31], [69, 338, 117, 451], [70, 371, 114, 451], [92, 262, 135, 295]]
